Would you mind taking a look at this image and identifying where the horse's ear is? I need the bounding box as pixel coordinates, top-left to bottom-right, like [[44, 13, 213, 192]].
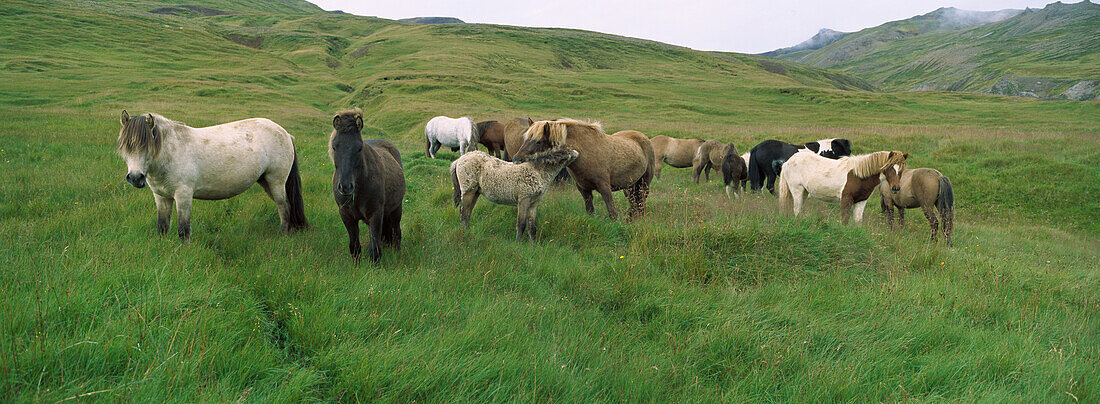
[[355, 115, 363, 131], [903, 153, 909, 159], [333, 115, 340, 129], [146, 114, 155, 130], [120, 110, 130, 126], [527, 117, 534, 125], [805, 142, 820, 153]]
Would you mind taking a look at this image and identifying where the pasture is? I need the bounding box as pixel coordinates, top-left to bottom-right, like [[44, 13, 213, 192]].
[[1, 0, 1098, 401]]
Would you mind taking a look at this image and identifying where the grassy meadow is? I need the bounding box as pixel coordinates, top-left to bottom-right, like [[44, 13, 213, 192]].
[[1, 0, 1098, 401]]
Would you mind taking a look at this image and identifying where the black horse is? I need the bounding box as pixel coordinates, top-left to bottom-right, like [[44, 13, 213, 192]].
[[747, 138, 851, 193], [330, 109, 406, 263]]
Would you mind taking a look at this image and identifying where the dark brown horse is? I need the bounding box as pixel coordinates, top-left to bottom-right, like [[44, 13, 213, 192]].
[[720, 143, 747, 198], [476, 120, 506, 158], [513, 119, 654, 220], [503, 117, 534, 161], [880, 166, 955, 246], [330, 109, 406, 263]]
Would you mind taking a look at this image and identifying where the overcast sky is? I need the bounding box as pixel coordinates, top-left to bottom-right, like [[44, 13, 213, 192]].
[[308, 0, 1062, 53]]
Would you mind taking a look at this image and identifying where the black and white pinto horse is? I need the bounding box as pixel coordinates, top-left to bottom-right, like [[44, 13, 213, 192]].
[[747, 138, 851, 194]]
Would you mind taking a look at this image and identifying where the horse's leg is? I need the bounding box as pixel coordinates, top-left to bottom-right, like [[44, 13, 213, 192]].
[[921, 205, 939, 242], [261, 173, 292, 232], [429, 140, 442, 159], [526, 199, 539, 242], [384, 206, 402, 248], [704, 162, 712, 182], [174, 188, 193, 243], [941, 207, 953, 247], [154, 193, 173, 235], [515, 198, 530, 242], [897, 207, 906, 229], [852, 199, 869, 224], [691, 161, 703, 183], [460, 189, 480, 227], [791, 186, 806, 217], [367, 213, 383, 264], [882, 199, 896, 228], [839, 194, 853, 224], [342, 214, 361, 261], [597, 184, 618, 220], [581, 188, 596, 216]]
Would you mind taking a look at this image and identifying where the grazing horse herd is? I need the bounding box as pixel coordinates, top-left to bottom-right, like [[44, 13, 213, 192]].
[[115, 109, 956, 263]]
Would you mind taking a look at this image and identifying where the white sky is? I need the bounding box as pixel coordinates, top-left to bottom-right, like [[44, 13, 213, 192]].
[[308, 0, 1061, 53]]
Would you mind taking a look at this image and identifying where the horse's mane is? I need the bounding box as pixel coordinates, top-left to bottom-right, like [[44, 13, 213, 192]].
[[844, 151, 907, 179], [523, 118, 603, 144], [525, 145, 577, 171], [117, 113, 168, 157]]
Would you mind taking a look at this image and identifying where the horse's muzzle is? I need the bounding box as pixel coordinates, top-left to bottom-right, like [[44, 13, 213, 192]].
[[336, 183, 355, 196], [891, 186, 900, 194], [126, 173, 146, 188]]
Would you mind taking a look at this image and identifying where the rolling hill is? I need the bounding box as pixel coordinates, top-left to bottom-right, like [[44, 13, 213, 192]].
[[1, 0, 1098, 401], [767, 1, 1099, 100]]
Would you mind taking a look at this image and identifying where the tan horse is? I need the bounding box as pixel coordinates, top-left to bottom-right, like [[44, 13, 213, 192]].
[[692, 139, 727, 183], [502, 117, 534, 161], [650, 135, 705, 178], [880, 166, 955, 246], [513, 119, 655, 220]]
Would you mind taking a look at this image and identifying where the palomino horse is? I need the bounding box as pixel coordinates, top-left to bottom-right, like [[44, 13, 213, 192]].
[[649, 135, 704, 179], [748, 138, 852, 193], [692, 139, 729, 183], [425, 116, 478, 158], [476, 120, 507, 158], [450, 146, 579, 241], [513, 119, 654, 220], [880, 166, 955, 246], [502, 117, 535, 161], [331, 109, 406, 263], [720, 145, 748, 198], [116, 110, 307, 242], [778, 150, 907, 224]]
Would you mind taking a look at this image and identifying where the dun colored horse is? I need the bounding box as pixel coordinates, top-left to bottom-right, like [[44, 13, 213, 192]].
[[778, 150, 907, 224], [650, 135, 705, 179], [116, 110, 307, 242], [502, 117, 534, 161], [880, 166, 955, 246], [331, 109, 406, 263], [692, 139, 727, 183], [513, 119, 654, 220]]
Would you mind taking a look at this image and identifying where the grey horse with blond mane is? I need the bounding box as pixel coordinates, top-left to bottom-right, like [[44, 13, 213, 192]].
[[115, 110, 307, 242]]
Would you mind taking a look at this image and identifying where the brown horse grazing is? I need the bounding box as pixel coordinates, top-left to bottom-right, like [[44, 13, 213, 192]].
[[692, 139, 727, 183], [476, 120, 506, 158], [880, 167, 955, 246], [330, 109, 406, 263], [513, 119, 654, 220], [720, 144, 747, 198], [502, 117, 535, 161], [650, 135, 705, 179]]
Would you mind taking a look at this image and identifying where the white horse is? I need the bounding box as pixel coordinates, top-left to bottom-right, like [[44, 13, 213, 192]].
[[777, 150, 906, 224], [450, 146, 578, 241], [116, 110, 307, 242], [425, 116, 479, 158]]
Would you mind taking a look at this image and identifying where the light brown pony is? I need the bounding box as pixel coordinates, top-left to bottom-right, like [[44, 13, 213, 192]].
[[650, 135, 705, 178], [513, 119, 655, 220], [692, 139, 727, 183], [880, 166, 955, 246], [476, 120, 506, 158], [502, 117, 534, 161]]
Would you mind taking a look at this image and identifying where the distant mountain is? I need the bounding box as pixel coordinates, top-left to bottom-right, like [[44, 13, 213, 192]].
[[765, 1, 1099, 100], [399, 17, 465, 24], [759, 28, 848, 58]]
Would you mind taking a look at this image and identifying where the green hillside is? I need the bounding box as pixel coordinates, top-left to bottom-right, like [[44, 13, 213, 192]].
[[773, 1, 1099, 99], [1, 0, 1098, 401]]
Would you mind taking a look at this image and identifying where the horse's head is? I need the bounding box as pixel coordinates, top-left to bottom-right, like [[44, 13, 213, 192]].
[[330, 110, 365, 197], [117, 110, 161, 188], [880, 152, 908, 194], [513, 120, 567, 163]]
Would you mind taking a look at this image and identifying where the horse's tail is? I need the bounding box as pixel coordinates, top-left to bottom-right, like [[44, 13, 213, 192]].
[[777, 170, 791, 212], [285, 152, 308, 230], [937, 175, 954, 245], [450, 161, 461, 207], [747, 153, 764, 191]]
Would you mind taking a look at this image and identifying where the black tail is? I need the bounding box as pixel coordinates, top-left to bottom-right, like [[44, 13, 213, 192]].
[[748, 153, 765, 191], [285, 153, 308, 230], [937, 176, 954, 245]]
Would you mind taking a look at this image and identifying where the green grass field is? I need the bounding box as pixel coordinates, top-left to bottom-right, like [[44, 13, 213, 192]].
[[1, 0, 1098, 401]]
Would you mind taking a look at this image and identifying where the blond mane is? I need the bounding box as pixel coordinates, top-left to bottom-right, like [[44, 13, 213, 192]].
[[522, 119, 603, 145], [845, 151, 907, 178]]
